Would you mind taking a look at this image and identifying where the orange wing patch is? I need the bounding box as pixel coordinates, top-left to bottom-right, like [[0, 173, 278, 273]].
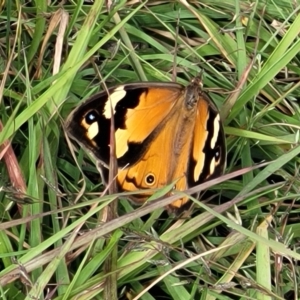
[[115, 88, 182, 159], [117, 120, 171, 204], [117, 92, 198, 210], [192, 97, 209, 182]]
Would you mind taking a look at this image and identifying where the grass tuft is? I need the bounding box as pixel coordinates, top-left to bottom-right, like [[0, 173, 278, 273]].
[[0, 1, 300, 299]]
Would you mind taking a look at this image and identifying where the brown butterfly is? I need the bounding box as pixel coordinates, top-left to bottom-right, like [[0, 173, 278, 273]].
[[66, 78, 226, 211]]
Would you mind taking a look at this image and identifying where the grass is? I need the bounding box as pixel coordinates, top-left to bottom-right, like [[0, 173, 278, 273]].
[[1, 0, 300, 299]]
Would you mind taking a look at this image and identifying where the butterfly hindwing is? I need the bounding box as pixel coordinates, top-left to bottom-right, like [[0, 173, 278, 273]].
[[189, 93, 226, 186]]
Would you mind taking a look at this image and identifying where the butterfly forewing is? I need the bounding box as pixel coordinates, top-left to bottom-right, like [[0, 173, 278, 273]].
[[113, 86, 183, 165], [66, 83, 183, 169]]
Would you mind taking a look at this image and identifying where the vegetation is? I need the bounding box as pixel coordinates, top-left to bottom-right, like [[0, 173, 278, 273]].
[[0, 0, 300, 299]]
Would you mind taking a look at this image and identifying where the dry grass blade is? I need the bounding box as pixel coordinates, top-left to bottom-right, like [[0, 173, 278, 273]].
[[0, 121, 26, 208], [34, 9, 69, 79]]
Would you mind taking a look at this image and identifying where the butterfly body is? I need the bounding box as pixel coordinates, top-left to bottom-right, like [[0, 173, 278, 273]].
[[66, 79, 226, 211]]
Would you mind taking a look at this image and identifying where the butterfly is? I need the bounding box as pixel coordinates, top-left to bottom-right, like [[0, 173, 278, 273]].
[[66, 78, 226, 211]]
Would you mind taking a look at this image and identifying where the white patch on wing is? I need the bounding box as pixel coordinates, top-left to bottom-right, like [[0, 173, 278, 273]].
[[209, 157, 216, 176], [115, 128, 129, 158], [194, 151, 205, 182], [103, 86, 126, 119], [211, 114, 220, 149], [87, 122, 99, 140]]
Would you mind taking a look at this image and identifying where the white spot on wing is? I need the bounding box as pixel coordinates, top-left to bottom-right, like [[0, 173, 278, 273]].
[[87, 122, 99, 140], [194, 152, 205, 182], [209, 157, 216, 176], [211, 114, 220, 149], [103, 86, 126, 119], [115, 128, 128, 158]]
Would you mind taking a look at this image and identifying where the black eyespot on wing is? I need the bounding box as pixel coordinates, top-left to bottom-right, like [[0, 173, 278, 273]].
[[215, 146, 221, 161], [85, 110, 99, 124], [145, 173, 156, 186]]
